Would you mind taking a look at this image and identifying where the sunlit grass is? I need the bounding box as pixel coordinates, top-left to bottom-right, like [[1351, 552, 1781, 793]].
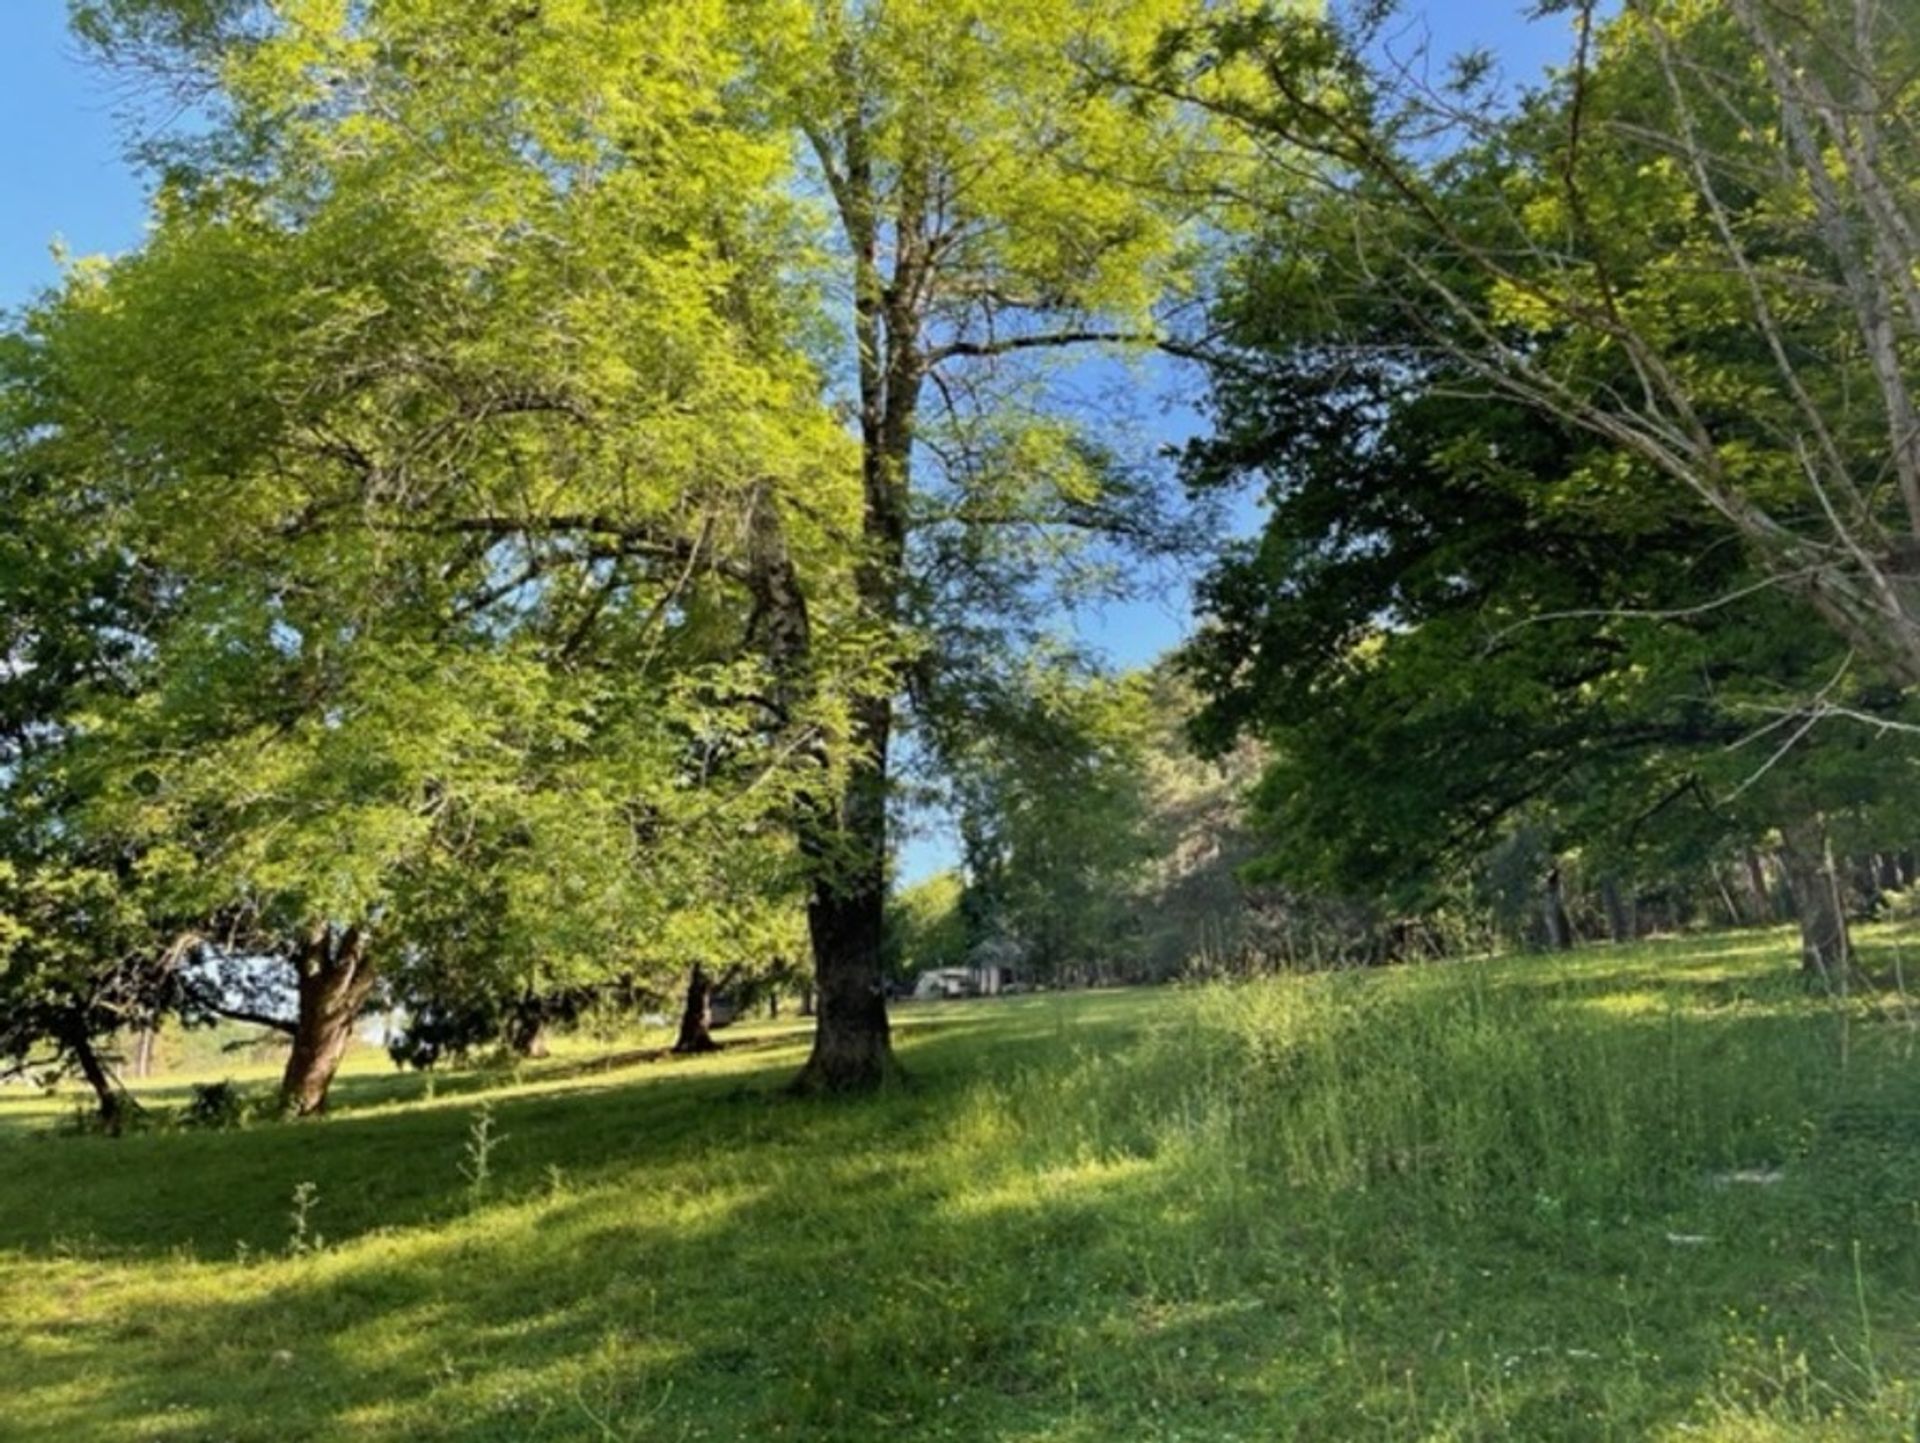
[[3, 929, 1918, 1440]]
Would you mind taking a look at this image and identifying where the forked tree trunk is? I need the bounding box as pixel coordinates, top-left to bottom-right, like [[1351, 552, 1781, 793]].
[[280, 923, 377, 1117], [1778, 816, 1851, 985], [673, 963, 719, 1055]]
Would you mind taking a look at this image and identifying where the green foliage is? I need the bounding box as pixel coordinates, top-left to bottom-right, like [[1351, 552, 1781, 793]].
[[1125, 663, 1272, 974], [940, 658, 1158, 979], [1176, 20, 1920, 933], [1160, 0, 1920, 685], [884, 870, 969, 979], [183, 1080, 247, 1131], [9, 0, 886, 1073], [921, 658, 1292, 981]]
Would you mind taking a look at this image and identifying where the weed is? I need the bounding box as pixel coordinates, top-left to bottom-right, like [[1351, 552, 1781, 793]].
[[285, 1181, 322, 1256], [457, 1102, 505, 1203]]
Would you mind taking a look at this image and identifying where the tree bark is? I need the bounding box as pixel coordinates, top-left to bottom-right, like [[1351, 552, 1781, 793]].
[[740, 450, 899, 1089], [1876, 851, 1903, 894], [673, 963, 719, 1055], [1600, 876, 1633, 943], [1542, 863, 1574, 951], [507, 1010, 550, 1060], [1743, 848, 1774, 922], [794, 691, 897, 1091], [783, 105, 940, 1093], [796, 875, 894, 1090], [280, 923, 376, 1117], [1778, 815, 1851, 985], [67, 1028, 127, 1135]]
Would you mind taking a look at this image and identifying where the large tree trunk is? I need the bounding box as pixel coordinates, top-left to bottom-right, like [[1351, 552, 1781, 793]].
[[744, 480, 899, 1090], [1778, 815, 1851, 985], [280, 923, 376, 1117], [795, 697, 897, 1092], [787, 112, 940, 1092], [798, 877, 894, 1090], [673, 963, 719, 1054]]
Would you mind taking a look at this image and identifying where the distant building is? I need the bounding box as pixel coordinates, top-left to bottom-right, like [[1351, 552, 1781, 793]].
[[910, 963, 1021, 1000], [912, 967, 974, 1000]]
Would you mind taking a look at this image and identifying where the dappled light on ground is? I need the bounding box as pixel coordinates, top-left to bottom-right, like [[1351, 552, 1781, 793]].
[[4, 931, 1919, 1440]]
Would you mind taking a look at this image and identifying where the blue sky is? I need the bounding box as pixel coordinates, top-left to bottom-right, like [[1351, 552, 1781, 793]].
[[0, 0, 1581, 879], [1, 4, 1580, 310]]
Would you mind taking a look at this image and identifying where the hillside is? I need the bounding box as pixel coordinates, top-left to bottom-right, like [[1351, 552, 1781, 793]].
[[4, 930, 1919, 1441]]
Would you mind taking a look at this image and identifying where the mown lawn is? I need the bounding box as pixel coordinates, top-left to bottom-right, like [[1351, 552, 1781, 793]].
[[3, 928, 1919, 1441]]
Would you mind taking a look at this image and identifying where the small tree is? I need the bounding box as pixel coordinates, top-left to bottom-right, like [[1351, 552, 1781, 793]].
[[0, 862, 174, 1132], [885, 871, 970, 983]]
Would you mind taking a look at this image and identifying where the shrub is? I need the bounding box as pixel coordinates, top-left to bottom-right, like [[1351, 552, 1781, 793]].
[[183, 1080, 246, 1130]]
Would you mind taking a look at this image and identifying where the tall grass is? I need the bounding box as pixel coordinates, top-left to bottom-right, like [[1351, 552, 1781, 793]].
[[2, 931, 1916, 1441], [925, 939, 1920, 1437]]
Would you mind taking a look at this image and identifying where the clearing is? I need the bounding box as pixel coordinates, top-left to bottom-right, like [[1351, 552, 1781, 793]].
[[3, 929, 1918, 1441]]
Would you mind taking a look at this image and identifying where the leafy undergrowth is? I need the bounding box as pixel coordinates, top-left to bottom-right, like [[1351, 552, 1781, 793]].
[[3, 929, 1919, 1441]]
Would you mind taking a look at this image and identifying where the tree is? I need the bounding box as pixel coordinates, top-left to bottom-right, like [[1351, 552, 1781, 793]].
[[1125, 663, 1272, 978], [72, 0, 1255, 1093], [1147, 0, 1920, 693], [746, 0, 1252, 1087], [936, 660, 1157, 984], [885, 871, 970, 983], [23, 0, 869, 1115], [1177, 224, 1917, 975], [0, 347, 176, 1129], [0, 863, 175, 1132]]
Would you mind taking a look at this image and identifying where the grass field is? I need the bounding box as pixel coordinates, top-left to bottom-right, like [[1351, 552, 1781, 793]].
[[4, 929, 1919, 1441]]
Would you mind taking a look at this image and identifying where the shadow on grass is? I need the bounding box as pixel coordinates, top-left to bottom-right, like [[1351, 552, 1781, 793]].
[[0, 992, 1163, 1262], [4, 953, 1918, 1441]]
